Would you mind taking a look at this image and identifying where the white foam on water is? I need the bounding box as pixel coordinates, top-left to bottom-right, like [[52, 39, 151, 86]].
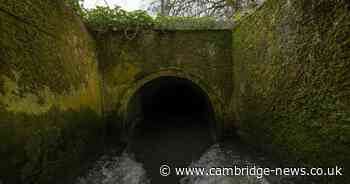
[[179, 144, 271, 184], [76, 152, 150, 184], [76, 144, 274, 184]]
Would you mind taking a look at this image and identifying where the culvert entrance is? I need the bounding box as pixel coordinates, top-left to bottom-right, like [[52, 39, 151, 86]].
[[125, 76, 217, 136], [125, 76, 216, 183]]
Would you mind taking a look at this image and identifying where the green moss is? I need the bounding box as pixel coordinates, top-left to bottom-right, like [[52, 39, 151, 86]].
[[0, 106, 104, 184], [0, 0, 98, 95], [0, 0, 104, 183], [94, 30, 232, 131], [232, 0, 350, 183]]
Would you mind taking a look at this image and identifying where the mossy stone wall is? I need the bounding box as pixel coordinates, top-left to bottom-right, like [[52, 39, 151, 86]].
[[1, 0, 348, 183], [92, 30, 234, 136], [231, 0, 349, 183], [0, 0, 103, 183]]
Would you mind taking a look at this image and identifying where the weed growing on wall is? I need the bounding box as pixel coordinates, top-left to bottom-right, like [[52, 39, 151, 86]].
[[83, 6, 231, 31], [65, 1, 232, 33]]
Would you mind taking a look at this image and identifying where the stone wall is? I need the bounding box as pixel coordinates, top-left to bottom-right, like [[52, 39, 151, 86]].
[[92, 30, 234, 137], [0, 0, 103, 183], [231, 0, 349, 183], [1, 0, 348, 183]]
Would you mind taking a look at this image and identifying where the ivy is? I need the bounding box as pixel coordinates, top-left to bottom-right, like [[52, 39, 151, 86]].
[[64, 0, 86, 17], [84, 6, 154, 30], [64, 2, 232, 32], [84, 7, 233, 31]]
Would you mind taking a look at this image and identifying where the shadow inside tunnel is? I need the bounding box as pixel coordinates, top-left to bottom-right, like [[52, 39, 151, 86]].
[[126, 77, 216, 184]]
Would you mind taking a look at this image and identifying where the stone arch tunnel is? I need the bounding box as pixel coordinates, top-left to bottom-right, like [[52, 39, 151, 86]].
[[123, 74, 218, 141], [96, 30, 234, 141], [1, 0, 349, 183], [124, 75, 219, 183], [0, 1, 238, 179]]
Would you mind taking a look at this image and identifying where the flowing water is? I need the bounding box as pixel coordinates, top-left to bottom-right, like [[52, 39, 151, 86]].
[[75, 117, 302, 184]]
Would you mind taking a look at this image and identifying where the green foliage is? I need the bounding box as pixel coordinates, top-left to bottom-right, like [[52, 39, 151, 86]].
[[84, 6, 154, 30], [63, 0, 233, 31], [233, 11, 245, 21], [65, 0, 86, 16], [233, 6, 260, 22], [63, 4, 230, 31]]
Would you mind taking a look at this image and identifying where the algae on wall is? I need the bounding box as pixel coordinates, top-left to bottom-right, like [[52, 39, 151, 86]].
[[0, 0, 103, 183], [91, 29, 234, 136], [231, 0, 349, 183]]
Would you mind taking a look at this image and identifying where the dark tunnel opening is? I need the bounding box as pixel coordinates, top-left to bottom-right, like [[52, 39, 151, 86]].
[[126, 76, 216, 132], [126, 76, 216, 183], [140, 77, 212, 122]]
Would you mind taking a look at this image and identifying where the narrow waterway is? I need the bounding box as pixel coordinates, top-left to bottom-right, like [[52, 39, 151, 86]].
[[75, 76, 305, 184], [75, 117, 303, 184]]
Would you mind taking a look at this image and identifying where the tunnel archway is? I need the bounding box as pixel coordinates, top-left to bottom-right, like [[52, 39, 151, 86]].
[[124, 75, 218, 183], [123, 75, 219, 141]]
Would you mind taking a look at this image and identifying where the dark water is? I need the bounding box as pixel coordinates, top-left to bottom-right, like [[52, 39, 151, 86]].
[[75, 117, 302, 184], [128, 117, 214, 184]]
